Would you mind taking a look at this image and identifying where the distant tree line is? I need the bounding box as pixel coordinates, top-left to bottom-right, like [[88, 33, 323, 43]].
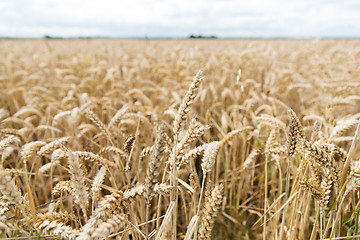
[[43, 35, 110, 39], [42, 35, 218, 39], [44, 35, 63, 39], [189, 34, 217, 39]]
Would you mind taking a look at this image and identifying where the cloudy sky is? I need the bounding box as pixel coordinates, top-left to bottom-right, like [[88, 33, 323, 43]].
[[0, 0, 359, 38]]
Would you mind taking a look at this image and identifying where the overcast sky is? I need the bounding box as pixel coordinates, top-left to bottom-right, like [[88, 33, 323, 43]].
[[1, 0, 359, 38]]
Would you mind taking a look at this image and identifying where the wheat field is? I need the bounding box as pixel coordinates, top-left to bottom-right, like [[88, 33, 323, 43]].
[[0, 39, 360, 239]]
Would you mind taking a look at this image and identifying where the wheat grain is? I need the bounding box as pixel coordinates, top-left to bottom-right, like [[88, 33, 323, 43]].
[[0, 198, 9, 222], [140, 146, 153, 158], [52, 181, 74, 196]]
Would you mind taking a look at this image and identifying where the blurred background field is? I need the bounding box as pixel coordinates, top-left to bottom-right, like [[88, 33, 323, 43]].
[[1, 39, 360, 239]]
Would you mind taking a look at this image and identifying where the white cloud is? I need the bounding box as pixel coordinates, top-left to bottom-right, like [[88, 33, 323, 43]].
[[0, 0, 359, 38]]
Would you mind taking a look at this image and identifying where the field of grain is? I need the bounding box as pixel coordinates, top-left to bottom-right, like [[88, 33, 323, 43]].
[[0, 39, 360, 239]]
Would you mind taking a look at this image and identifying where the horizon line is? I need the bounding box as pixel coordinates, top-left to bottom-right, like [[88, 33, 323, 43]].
[[2, 35, 360, 40]]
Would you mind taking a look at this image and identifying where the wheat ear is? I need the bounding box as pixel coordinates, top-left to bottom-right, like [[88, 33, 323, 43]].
[[68, 152, 89, 219], [0, 170, 29, 218], [37, 137, 71, 156], [34, 212, 79, 240], [0, 198, 9, 222], [197, 141, 221, 217], [198, 184, 224, 240], [144, 124, 166, 201], [21, 141, 46, 164], [75, 151, 117, 168], [243, 148, 261, 170], [170, 70, 203, 239], [90, 213, 127, 240], [0, 136, 21, 154], [52, 180, 74, 196], [280, 109, 301, 240], [173, 70, 203, 135], [91, 166, 107, 204]]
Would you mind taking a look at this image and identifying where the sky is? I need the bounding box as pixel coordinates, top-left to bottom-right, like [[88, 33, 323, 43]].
[[0, 0, 359, 38]]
